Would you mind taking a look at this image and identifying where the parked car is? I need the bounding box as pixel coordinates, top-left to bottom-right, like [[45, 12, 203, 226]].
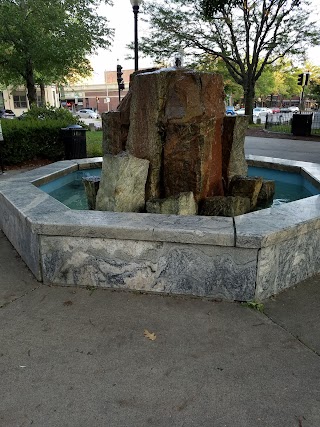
[[226, 106, 237, 116], [0, 109, 16, 119], [252, 107, 272, 117], [279, 108, 292, 113], [287, 106, 300, 113], [236, 108, 246, 115], [76, 109, 100, 119], [272, 107, 281, 113]]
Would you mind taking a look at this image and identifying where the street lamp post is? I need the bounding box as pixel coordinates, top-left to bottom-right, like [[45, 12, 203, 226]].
[[130, 0, 143, 71]]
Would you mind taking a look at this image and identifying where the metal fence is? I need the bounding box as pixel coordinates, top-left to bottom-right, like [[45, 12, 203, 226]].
[[265, 111, 320, 135]]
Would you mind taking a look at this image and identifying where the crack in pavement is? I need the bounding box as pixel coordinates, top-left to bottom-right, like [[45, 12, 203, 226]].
[[263, 310, 320, 358], [0, 284, 42, 309]]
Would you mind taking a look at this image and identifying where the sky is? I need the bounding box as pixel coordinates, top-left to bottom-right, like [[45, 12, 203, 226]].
[[86, 0, 320, 84]]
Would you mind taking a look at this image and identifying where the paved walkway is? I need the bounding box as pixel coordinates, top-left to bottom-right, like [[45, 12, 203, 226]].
[[245, 136, 320, 163], [1, 147, 320, 426]]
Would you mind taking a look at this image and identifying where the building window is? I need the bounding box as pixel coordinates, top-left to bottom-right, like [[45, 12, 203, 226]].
[[0, 92, 4, 109], [13, 94, 27, 108], [37, 96, 43, 107]]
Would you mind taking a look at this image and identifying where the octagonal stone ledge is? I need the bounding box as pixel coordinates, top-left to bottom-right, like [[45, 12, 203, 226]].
[[235, 195, 320, 248], [255, 227, 320, 300], [1, 161, 79, 185], [39, 235, 258, 301], [30, 209, 235, 247]]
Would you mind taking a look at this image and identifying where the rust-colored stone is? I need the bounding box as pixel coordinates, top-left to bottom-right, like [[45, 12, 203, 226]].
[[103, 68, 226, 202], [163, 119, 223, 201]]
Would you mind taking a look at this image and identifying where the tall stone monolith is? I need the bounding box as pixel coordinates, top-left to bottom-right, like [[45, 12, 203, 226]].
[[102, 68, 226, 203]]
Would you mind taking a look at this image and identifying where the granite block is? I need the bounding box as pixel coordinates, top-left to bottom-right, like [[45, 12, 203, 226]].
[[255, 229, 320, 300], [0, 193, 41, 280], [235, 196, 320, 248], [3, 161, 78, 185], [31, 210, 235, 246], [40, 236, 257, 301]]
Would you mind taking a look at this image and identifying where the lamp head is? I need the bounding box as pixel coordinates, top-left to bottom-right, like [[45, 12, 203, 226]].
[[130, 0, 143, 6]]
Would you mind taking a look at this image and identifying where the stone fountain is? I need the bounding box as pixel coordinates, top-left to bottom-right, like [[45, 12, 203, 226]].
[[1, 68, 320, 302], [93, 68, 274, 216]]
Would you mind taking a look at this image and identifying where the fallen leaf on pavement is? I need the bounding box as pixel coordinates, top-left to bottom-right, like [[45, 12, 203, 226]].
[[144, 329, 157, 341], [63, 300, 73, 306]]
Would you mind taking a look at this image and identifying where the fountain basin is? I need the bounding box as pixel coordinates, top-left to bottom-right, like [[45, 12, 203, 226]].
[[39, 165, 319, 210], [1, 155, 320, 301]]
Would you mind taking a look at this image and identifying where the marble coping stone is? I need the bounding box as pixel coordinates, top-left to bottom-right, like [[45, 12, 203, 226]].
[[30, 210, 235, 246]]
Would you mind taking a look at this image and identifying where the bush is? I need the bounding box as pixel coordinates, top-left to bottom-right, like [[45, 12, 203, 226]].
[[1, 107, 81, 165], [20, 105, 78, 122]]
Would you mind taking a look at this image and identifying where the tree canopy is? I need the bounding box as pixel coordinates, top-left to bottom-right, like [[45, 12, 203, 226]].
[[0, 0, 114, 105], [139, 0, 320, 118]]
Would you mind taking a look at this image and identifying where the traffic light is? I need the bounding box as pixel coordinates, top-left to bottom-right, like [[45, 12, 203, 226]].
[[305, 72, 310, 86], [117, 64, 125, 92], [117, 65, 123, 84], [297, 73, 306, 86]]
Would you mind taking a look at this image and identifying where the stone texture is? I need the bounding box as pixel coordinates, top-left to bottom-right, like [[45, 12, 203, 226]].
[[109, 68, 225, 201], [82, 176, 100, 210], [222, 116, 249, 187], [2, 158, 320, 302], [163, 119, 222, 201], [102, 110, 128, 155], [257, 179, 275, 208], [102, 91, 132, 155], [229, 176, 263, 210], [40, 235, 257, 301], [199, 196, 251, 217], [255, 228, 320, 300], [96, 152, 150, 212], [146, 192, 197, 215]]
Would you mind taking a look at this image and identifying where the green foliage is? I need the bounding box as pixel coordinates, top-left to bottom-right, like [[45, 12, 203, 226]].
[[200, 0, 240, 18], [0, 0, 114, 104], [140, 0, 320, 118], [1, 116, 74, 164], [242, 301, 264, 312], [86, 131, 103, 157], [22, 106, 79, 122]]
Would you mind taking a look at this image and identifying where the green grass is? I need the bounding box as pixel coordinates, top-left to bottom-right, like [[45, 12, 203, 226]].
[[86, 130, 103, 157], [248, 123, 264, 129]]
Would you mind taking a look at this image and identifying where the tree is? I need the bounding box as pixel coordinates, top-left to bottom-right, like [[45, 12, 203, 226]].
[[0, 0, 114, 106], [139, 0, 320, 120]]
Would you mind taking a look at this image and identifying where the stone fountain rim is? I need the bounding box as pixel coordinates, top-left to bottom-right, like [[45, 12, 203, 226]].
[[1, 155, 320, 252]]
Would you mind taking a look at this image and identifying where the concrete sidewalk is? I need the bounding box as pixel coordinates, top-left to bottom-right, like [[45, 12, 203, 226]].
[[1, 229, 320, 427], [1, 158, 320, 426]]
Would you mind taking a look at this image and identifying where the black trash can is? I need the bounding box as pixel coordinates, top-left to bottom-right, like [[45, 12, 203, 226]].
[[291, 113, 313, 137], [61, 124, 87, 160]]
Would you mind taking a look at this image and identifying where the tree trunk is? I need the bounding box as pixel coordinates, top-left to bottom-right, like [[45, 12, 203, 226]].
[[39, 82, 46, 106], [243, 83, 255, 123], [25, 59, 37, 106]]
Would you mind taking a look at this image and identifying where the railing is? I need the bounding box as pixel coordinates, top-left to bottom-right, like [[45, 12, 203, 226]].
[[265, 111, 320, 136]]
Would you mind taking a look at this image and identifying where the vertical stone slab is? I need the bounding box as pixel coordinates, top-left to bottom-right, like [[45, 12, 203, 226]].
[[96, 152, 150, 212], [126, 71, 166, 200], [102, 91, 131, 155], [82, 176, 100, 210], [104, 68, 226, 202], [222, 116, 249, 187], [163, 119, 218, 201]]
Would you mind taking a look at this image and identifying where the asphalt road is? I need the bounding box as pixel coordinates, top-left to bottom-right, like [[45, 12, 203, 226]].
[[245, 135, 320, 163]]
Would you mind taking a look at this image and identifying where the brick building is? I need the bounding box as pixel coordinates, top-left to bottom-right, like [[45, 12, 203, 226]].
[[60, 69, 134, 114]]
